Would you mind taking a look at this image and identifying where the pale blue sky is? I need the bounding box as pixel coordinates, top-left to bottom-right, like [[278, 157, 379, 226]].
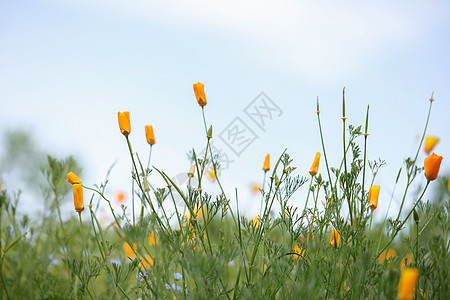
[[1, 0, 449, 221]]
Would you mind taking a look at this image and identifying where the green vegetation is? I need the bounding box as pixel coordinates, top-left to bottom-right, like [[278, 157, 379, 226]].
[[0, 90, 448, 299]]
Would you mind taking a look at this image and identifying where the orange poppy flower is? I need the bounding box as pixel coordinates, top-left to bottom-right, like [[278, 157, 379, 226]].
[[329, 229, 340, 247], [368, 186, 380, 210], [263, 154, 270, 172], [117, 111, 131, 136], [140, 255, 153, 269], [193, 82, 207, 106], [291, 243, 305, 258], [115, 191, 126, 204], [424, 153, 443, 181], [149, 232, 156, 247], [67, 172, 82, 185], [73, 183, 84, 212], [251, 215, 260, 228], [145, 125, 155, 145], [424, 136, 439, 153], [397, 268, 419, 300], [309, 152, 321, 176], [123, 242, 137, 258]]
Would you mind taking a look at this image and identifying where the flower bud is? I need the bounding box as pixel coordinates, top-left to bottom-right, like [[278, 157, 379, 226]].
[[67, 172, 82, 185], [368, 186, 380, 210], [207, 125, 213, 139], [263, 154, 270, 172], [118, 111, 131, 136], [145, 125, 155, 145], [143, 176, 151, 192], [424, 153, 443, 181], [329, 229, 340, 247], [187, 165, 195, 178], [309, 152, 321, 176], [397, 268, 419, 300], [193, 82, 207, 107], [73, 183, 84, 212], [413, 209, 419, 224], [424, 136, 439, 154]]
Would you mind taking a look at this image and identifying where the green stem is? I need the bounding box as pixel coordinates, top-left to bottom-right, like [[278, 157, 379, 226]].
[[78, 212, 86, 257], [316, 98, 334, 194], [125, 136, 136, 226], [376, 167, 401, 253], [259, 172, 267, 217], [304, 176, 313, 211], [83, 186, 122, 229], [342, 87, 348, 176], [146, 145, 153, 172], [360, 105, 369, 222], [201, 107, 237, 224], [396, 96, 433, 221], [377, 181, 430, 259]]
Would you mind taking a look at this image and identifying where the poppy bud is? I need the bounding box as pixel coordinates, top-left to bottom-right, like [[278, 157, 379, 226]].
[[251, 216, 259, 228], [187, 165, 195, 178], [424, 153, 443, 181], [193, 82, 207, 106], [73, 183, 84, 212], [118, 111, 131, 136], [413, 209, 419, 224], [424, 136, 439, 154], [149, 232, 156, 247], [309, 152, 321, 176], [329, 229, 340, 247], [143, 177, 151, 192], [397, 268, 419, 300], [207, 125, 212, 139], [368, 186, 380, 210], [145, 125, 155, 145], [67, 172, 82, 185], [263, 154, 270, 172]]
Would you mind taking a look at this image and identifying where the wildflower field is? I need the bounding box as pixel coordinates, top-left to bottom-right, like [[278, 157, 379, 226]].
[[0, 85, 448, 300]]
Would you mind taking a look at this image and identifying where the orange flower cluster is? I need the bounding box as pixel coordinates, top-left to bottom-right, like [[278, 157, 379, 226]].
[[117, 111, 157, 146]]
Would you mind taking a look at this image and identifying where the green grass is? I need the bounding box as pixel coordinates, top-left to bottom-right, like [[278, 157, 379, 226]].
[[0, 90, 448, 299]]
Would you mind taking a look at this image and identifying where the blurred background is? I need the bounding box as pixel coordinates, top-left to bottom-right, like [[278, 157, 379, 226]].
[[1, 0, 449, 223]]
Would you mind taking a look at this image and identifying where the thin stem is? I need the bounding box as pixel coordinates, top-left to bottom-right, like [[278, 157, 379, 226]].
[[259, 172, 267, 217], [83, 186, 122, 229], [316, 98, 334, 194], [377, 181, 430, 259], [396, 97, 434, 221], [342, 87, 348, 176], [146, 145, 153, 171], [376, 167, 401, 253], [301, 176, 314, 227], [125, 136, 136, 226], [78, 212, 86, 257], [413, 93, 434, 164], [201, 107, 237, 224], [360, 105, 370, 221]]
